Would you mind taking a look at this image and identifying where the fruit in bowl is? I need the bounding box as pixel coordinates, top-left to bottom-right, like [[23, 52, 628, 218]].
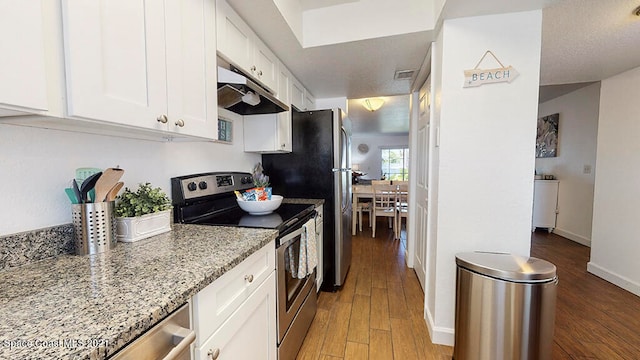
[[237, 195, 283, 215]]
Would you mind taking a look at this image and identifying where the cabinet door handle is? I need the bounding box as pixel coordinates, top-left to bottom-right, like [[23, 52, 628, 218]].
[[175, 119, 185, 127], [163, 327, 195, 360], [157, 114, 168, 124], [257, 70, 263, 77], [244, 274, 254, 283], [250, 65, 257, 73], [207, 348, 220, 359]]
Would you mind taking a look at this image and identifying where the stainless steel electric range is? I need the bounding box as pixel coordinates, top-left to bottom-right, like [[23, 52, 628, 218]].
[[171, 172, 318, 360]]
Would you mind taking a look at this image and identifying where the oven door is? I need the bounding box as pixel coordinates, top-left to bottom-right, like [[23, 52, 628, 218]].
[[276, 222, 317, 343]]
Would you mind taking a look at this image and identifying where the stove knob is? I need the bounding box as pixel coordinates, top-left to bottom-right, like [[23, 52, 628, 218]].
[[241, 176, 250, 184], [199, 181, 208, 190], [187, 182, 197, 191]]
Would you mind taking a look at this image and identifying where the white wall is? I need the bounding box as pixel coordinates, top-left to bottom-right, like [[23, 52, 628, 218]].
[[351, 134, 409, 180], [588, 65, 640, 297], [0, 111, 260, 236], [536, 83, 600, 246], [427, 10, 542, 345]]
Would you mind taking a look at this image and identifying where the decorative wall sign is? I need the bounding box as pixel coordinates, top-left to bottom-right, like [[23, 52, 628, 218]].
[[463, 51, 519, 88], [536, 113, 559, 158]]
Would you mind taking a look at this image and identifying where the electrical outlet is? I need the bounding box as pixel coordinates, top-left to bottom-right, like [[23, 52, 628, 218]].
[[583, 164, 592, 174]]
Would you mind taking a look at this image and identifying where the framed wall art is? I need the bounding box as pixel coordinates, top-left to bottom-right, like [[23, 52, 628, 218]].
[[536, 113, 559, 158]]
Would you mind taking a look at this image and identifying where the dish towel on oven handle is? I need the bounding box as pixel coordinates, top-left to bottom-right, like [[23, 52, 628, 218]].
[[297, 218, 317, 279]]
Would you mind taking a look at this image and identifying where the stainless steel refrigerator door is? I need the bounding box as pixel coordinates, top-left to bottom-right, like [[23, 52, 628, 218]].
[[332, 109, 352, 286]]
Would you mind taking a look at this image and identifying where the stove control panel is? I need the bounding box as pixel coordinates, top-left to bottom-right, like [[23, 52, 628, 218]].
[[171, 172, 255, 202]]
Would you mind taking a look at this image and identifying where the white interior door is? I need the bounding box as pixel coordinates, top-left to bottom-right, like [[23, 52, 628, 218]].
[[413, 76, 431, 290]]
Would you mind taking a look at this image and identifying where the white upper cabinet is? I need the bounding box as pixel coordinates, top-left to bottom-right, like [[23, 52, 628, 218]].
[[291, 76, 305, 111], [0, 1, 59, 116], [62, 0, 216, 139], [277, 62, 291, 105], [215, 0, 277, 92], [252, 41, 278, 92], [165, 0, 218, 138], [304, 90, 316, 111], [243, 112, 292, 153], [215, 0, 253, 72]]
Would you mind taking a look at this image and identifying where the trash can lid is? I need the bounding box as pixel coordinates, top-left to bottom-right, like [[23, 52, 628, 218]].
[[455, 252, 557, 282]]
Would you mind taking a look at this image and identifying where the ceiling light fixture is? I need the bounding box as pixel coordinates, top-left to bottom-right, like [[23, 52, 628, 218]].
[[362, 98, 384, 112]]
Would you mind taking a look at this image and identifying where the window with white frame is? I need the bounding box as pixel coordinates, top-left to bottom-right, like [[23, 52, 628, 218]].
[[381, 147, 409, 181]]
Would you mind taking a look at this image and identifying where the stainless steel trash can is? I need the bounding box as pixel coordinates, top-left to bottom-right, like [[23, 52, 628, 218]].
[[454, 252, 558, 360]]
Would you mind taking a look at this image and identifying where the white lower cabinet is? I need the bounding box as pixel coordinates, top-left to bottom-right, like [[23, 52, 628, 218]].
[[192, 240, 276, 359], [532, 180, 559, 232], [194, 271, 276, 360]]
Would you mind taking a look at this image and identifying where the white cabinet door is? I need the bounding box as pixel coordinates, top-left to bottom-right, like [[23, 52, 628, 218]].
[[62, 0, 168, 131], [194, 271, 277, 360], [165, 0, 217, 139], [192, 241, 275, 345], [532, 180, 559, 232], [252, 40, 278, 93], [304, 90, 316, 111], [277, 63, 291, 105], [276, 111, 292, 152], [0, 1, 49, 113], [243, 112, 291, 153], [291, 77, 305, 111], [215, 0, 253, 72], [215, 0, 278, 93]]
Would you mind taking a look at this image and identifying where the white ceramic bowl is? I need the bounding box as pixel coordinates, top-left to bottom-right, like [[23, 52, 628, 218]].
[[237, 195, 283, 215]]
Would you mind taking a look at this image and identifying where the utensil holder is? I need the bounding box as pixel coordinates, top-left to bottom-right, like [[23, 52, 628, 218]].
[[72, 201, 117, 255]]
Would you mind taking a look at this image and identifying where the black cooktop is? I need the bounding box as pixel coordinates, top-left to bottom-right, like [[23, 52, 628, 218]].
[[190, 203, 314, 233], [172, 172, 315, 235]]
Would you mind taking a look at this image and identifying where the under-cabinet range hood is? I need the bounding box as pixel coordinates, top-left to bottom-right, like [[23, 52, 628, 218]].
[[217, 65, 289, 115]]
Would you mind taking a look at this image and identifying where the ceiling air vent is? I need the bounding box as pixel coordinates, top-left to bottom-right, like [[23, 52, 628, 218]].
[[394, 69, 415, 80]]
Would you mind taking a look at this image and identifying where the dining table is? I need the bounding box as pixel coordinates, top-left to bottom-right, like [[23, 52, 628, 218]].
[[352, 183, 409, 237]]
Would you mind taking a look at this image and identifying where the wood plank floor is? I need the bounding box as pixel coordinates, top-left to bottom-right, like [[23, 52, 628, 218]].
[[297, 219, 640, 359], [296, 218, 453, 360], [531, 230, 640, 359]]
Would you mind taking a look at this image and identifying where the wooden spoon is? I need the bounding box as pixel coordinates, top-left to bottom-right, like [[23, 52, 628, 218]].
[[94, 168, 125, 202], [105, 182, 124, 202]]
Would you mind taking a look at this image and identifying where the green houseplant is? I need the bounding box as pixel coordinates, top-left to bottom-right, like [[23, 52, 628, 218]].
[[115, 183, 172, 242]]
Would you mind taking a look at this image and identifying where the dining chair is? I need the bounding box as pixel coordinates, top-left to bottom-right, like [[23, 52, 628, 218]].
[[372, 183, 397, 238], [354, 200, 372, 232], [395, 183, 409, 239]]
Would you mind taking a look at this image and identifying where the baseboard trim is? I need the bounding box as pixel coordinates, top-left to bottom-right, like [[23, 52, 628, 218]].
[[553, 228, 591, 247], [587, 262, 640, 297], [424, 307, 455, 346]]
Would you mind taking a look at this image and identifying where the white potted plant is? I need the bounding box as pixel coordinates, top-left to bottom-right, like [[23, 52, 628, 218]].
[[115, 183, 172, 242]]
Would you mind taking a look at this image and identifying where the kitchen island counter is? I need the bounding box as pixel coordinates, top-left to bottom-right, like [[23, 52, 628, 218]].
[[0, 224, 277, 359]]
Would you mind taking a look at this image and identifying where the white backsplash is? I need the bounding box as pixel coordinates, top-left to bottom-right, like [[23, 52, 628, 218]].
[[0, 121, 260, 236]]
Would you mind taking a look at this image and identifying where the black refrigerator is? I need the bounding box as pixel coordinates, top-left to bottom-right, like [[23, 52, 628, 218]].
[[262, 108, 352, 290]]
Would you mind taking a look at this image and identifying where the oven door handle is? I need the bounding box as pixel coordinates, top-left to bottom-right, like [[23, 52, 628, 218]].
[[282, 217, 299, 229], [279, 226, 304, 248]]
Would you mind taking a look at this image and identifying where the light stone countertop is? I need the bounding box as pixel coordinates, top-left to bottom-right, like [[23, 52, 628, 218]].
[[0, 224, 277, 360]]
